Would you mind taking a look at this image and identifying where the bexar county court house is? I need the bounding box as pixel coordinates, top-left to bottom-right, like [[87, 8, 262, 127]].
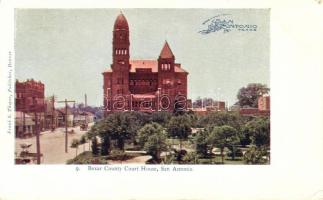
[[102, 12, 189, 113]]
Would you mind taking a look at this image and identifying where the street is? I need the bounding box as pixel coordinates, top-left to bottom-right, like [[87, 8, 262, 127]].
[[15, 123, 93, 164]]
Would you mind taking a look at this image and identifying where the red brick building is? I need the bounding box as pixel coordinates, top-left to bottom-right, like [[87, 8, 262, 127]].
[[239, 95, 270, 116], [258, 95, 270, 111], [15, 79, 45, 112], [102, 12, 189, 113], [15, 79, 45, 137]]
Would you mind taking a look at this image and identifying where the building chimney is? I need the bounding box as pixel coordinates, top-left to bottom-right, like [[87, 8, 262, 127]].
[[85, 94, 87, 107]]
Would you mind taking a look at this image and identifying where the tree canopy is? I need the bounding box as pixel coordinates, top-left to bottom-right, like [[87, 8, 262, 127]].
[[244, 117, 270, 147], [237, 83, 269, 108], [138, 123, 168, 161], [137, 122, 165, 148], [208, 125, 240, 162], [167, 115, 192, 149]]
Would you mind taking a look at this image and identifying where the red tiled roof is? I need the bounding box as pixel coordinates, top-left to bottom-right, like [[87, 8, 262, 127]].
[[130, 60, 187, 73], [130, 60, 158, 72], [159, 41, 174, 58], [174, 64, 187, 73], [103, 60, 187, 73], [114, 12, 129, 30]]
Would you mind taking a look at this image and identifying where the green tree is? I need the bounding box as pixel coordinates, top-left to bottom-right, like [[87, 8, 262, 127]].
[[79, 135, 87, 152], [139, 123, 168, 161], [102, 112, 150, 151], [167, 115, 192, 150], [237, 83, 269, 107], [86, 121, 105, 150], [137, 123, 164, 148], [186, 111, 200, 128], [243, 146, 269, 164], [100, 135, 111, 156], [151, 111, 172, 126], [208, 125, 240, 163], [87, 112, 151, 153], [182, 152, 199, 164], [194, 130, 209, 157], [198, 111, 243, 131], [71, 139, 80, 157], [91, 137, 99, 155], [244, 117, 270, 147]]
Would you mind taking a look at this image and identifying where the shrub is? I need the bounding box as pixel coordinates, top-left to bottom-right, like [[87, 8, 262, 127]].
[[79, 135, 86, 144], [66, 151, 107, 164], [174, 149, 187, 161], [71, 139, 79, 148], [182, 152, 199, 164], [243, 146, 268, 164], [108, 150, 129, 160]]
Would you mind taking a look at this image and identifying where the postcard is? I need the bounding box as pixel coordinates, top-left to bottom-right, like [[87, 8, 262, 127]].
[[0, 1, 322, 200], [13, 9, 270, 165]]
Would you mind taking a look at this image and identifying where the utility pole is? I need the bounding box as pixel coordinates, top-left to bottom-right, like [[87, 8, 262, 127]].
[[22, 112, 25, 137], [57, 99, 75, 153], [29, 98, 43, 165], [51, 95, 56, 131], [34, 111, 41, 164]]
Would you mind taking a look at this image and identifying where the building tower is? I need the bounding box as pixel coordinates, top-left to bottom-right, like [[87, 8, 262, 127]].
[[111, 12, 130, 101], [103, 12, 189, 114], [158, 41, 176, 111]]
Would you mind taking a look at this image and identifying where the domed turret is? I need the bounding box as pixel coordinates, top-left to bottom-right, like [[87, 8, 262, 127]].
[[114, 12, 129, 30]]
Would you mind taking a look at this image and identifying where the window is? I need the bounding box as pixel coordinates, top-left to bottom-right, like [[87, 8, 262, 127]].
[[118, 60, 125, 65], [161, 63, 171, 70], [162, 79, 172, 85]]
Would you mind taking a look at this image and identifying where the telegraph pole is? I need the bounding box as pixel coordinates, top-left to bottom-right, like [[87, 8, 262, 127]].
[[51, 95, 56, 131], [57, 99, 75, 153], [34, 111, 41, 164], [30, 98, 43, 165]]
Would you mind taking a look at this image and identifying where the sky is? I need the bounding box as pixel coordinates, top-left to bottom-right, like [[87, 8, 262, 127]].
[[15, 9, 269, 107]]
